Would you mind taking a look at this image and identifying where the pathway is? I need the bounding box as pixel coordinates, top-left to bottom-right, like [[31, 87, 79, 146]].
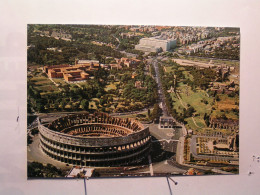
[[175, 92, 187, 109], [175, 92, 203, 129], [48, 77, 62, 91], [192, 117, 203, 128]]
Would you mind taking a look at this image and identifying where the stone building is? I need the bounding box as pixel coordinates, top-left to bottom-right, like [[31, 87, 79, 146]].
[[44, 60, 100, 82], [135, 36, 177, 52], [38, 112, 151, 167], [209, 118, 239, 130], [159, 116, 176, 129]]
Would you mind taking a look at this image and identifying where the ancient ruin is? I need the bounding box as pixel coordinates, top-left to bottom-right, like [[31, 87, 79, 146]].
[[38, 112, 151, 167]]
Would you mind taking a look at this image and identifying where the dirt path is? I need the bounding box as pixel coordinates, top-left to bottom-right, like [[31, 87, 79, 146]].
[[192, 117, 204, 128], [48, 77, 62, 91], [176, 92, 187, 109]]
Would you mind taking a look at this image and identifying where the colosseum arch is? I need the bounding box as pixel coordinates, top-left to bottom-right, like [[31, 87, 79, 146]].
[[38, 112, 151, 167]]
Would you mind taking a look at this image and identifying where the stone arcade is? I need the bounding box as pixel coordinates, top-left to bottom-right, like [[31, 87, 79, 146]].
[[38, 112, 151, 167]]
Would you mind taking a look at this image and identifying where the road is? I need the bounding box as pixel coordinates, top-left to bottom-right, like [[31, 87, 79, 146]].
[[150, 56, 188, 154], [28, 134, 72, 169], [151, 58, 169, 116], [112, 35, 120, 50], [27, 117, 38, 135], [149, 57, 191, 174], [176, 137, 185, 164]]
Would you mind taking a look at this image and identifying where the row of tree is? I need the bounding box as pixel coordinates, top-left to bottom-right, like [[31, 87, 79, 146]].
[[28, 162, 64, 178]]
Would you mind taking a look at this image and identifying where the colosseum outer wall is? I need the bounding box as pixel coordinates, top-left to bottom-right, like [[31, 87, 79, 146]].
[[37, 113, 151, 167]]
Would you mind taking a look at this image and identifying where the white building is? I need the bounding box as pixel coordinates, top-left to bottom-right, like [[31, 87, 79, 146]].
[[77, 60, 99, 64], [135, 36, 177, 52]]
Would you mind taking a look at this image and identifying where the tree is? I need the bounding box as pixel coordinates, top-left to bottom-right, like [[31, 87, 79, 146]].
[[81, 99, 89, 110], [36, 103, 45, 113], [60, 100, 67, 110], [151, 103, 162, 123]]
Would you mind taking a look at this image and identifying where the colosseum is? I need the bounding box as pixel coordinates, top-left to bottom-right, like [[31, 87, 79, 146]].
[[38, 112, 151, 167]]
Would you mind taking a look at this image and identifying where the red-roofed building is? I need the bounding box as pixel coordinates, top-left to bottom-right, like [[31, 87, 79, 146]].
[[44, 60, 100, 82]]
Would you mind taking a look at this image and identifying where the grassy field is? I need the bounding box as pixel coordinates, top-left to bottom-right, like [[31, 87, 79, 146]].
[[212, 59, 239, 67], [166, 61, 239, 132], [193, 116, 206, 128], [211, 94, 239, 120], [31, 76, 52, 84], [34, 80, 52, 85], [52, 78, 68, 86], [31, 75, 59, 92], [215, 94, 238, 110], [170, 83, 214, 132], [172, 85, 238, 130], [178, 85, 213, 115], [36, 85, 59, 92], [182, 56, 211, 63], [185, 117, 199, 130], [170, 93, 185, 113], [185, 116, 206, 131]]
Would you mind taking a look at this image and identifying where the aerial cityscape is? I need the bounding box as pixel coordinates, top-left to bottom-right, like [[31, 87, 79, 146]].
[[27, 24, 239, 178]]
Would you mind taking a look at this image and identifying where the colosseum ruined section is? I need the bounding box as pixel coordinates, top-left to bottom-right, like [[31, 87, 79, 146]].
[[38, 112, 151, 167]]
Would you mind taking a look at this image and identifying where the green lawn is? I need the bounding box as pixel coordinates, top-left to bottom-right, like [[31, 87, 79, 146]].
[[52, 78, 67, 85], [193, 116, 206, 128], [31, 74, 60, 92], [35, 85, 59, 92], [31, 75, 47, 81], [170, 93, 185, 113], [170, 84, 214, 131], [178, 86, 213, 115], [185, 116, 206, 131], [211, 94, 239, 120], [31, 76, 52, 85], [34, 80, 53, 85], [185, 117, 200, 130]]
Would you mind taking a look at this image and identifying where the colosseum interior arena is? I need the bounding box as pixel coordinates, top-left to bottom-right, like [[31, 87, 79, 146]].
[[38, 112, 151, 167]]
